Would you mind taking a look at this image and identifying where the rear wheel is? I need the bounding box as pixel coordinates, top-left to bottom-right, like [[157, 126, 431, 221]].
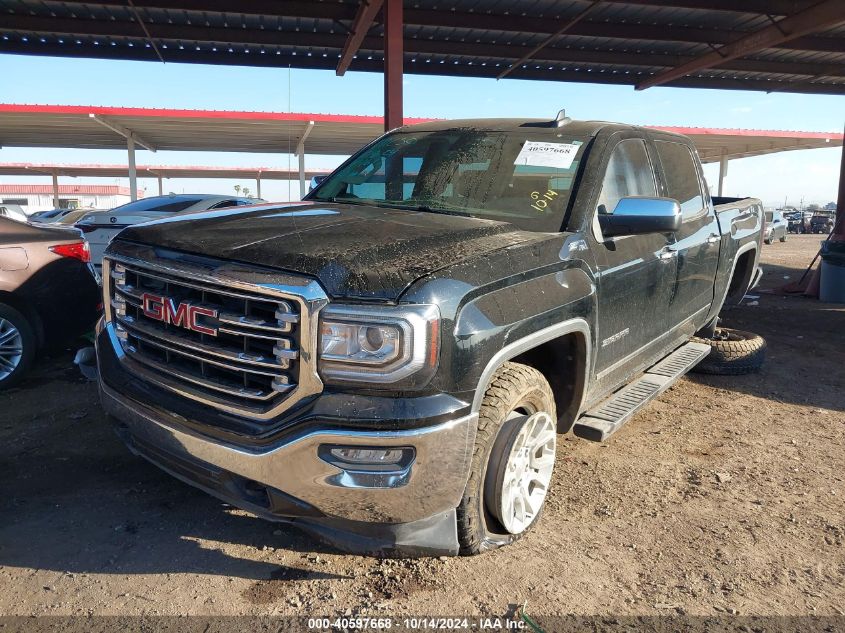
[[457, 362, 556, 555], [779, 233, 787, 242], [691, 328, 765, 375], [0, 303, 36, 390]]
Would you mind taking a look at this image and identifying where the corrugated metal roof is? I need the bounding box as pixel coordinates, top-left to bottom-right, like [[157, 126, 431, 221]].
[[0, 0, 842, 95]]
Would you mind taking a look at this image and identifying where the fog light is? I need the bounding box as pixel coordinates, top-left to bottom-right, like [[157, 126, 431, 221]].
[[331, 447, 403, 464], [319, 445, 415, 471]]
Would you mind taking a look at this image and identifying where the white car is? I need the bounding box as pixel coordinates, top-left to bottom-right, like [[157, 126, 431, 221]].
[[0, 204, 28, 223], [76, 194, 260, 269]]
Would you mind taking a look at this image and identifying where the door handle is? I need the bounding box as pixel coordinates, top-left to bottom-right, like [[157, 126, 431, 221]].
[[706, 234, 720, 244]]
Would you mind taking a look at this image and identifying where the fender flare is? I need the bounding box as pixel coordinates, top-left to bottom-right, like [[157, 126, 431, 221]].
[[470, 317, 592, 414], [712, 241, 758, 316]]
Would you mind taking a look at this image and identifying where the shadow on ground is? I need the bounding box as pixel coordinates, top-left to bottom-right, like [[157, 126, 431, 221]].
[[0, 359, 346, 581]]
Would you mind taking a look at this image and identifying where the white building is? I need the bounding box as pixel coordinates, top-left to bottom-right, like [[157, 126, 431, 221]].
[[0, 184, 143, 214]]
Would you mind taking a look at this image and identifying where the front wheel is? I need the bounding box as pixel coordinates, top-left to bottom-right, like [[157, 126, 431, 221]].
[[457, 362, 557, 555]]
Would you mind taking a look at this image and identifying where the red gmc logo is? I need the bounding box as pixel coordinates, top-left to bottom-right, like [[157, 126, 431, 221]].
[[141, 293, 219, 336]]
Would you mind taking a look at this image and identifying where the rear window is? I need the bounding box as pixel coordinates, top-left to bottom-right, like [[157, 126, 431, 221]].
[[110, 196, 205, 214], [654, 141, 705, 220]]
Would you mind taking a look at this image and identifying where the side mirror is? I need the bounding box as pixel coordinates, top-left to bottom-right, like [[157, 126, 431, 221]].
[[598, 197, 682, 237]]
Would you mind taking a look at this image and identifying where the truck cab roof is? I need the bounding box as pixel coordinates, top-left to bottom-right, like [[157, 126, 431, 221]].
[[400, 118, 690, 143]]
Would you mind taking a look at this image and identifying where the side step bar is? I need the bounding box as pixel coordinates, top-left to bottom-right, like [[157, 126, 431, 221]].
[[573, 341, 711, 442]]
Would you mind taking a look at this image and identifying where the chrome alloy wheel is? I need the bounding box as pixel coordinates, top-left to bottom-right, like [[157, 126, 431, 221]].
[[492, 411, 556, 535], [0, 317, 23, 380]]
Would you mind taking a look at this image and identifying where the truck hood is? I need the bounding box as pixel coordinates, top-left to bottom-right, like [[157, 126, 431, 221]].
[[115, 201, 537, 300]]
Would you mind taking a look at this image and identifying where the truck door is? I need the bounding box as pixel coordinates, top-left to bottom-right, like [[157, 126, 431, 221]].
[[652, 139, 720, 336], [589, 137, 677, 391]]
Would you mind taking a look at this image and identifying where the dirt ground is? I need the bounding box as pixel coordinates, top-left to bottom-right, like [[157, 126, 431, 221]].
[[0, 234, 843, 622]]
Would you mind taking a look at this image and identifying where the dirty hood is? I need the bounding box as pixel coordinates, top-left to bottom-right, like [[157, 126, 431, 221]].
[[116, 202, 536, 300]]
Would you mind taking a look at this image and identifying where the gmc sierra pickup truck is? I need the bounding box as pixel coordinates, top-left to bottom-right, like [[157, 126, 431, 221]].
[[96, 115, 764, 556]]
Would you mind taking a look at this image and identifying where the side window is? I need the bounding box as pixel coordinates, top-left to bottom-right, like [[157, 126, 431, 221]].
[[209, 200, 238, 209], [654, 141, 705, 220], [596, 139, 657, 215]]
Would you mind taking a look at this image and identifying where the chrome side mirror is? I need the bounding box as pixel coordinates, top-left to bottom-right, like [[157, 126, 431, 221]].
[[599, 197, 682, 237]]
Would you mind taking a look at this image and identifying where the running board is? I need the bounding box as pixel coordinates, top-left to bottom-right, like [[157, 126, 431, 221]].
[[573, 341, 711, 442]]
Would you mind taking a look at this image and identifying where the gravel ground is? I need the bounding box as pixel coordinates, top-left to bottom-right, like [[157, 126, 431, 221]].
[[0, 234, 843, 620]]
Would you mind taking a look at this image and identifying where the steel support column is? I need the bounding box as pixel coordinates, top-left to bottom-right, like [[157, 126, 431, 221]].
[[718, 154, 728, 197], [127, 137, 138, 201], [51, 171, 60, 209], [296, 121, 315, 200], [383, 0, 403, 132], [157, 175, 163, 196], [256, 172, 262, 199]]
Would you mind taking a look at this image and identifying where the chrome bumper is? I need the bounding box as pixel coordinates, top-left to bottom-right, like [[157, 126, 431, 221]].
[[101, 383, 478, 524]]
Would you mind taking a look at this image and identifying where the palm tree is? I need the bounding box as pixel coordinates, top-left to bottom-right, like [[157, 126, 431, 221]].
[[234, 184, 241, 195]]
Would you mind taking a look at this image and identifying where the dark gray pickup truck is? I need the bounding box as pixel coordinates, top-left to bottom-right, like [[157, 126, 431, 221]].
[[96, 115, 764, 556]]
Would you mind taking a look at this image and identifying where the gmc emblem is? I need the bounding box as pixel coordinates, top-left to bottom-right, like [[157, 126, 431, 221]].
[[141, 293, 219, 336]]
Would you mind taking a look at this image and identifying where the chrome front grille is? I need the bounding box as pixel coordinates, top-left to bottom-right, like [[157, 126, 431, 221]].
[[103, 248, 327, 421]]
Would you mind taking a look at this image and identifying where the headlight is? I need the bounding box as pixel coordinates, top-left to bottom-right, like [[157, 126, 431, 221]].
[[318, 304, 440, 385]]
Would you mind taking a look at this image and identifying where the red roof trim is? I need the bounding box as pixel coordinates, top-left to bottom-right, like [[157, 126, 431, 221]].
[[0, 184, 142, 195], [0, 162, 293, 171], [649, 125, 842, 140]]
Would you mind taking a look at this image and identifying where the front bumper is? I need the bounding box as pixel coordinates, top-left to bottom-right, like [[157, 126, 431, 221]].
[[101, 380, 478, 554]]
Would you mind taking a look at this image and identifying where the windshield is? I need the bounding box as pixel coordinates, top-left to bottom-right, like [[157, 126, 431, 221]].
[[309, 128, 589, 232]]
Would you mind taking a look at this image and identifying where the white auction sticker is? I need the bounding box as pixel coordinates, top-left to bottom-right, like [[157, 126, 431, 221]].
[[514, 141, 581, 169]]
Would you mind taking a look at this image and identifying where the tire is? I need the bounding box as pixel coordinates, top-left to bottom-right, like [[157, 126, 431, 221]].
[[691, 328, 766, 376], [764, 238, 772, 245], [0, 303, 36, 390], [779, 234, 787, 243], [457, 362, 557, 555]]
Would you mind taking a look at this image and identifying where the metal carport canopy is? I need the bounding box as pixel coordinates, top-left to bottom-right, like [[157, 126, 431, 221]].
[[0, 104, 840, 162], [1, 0, 844, 96]]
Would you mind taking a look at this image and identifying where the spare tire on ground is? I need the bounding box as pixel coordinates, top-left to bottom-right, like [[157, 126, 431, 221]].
[[691, 328, 766, 375]]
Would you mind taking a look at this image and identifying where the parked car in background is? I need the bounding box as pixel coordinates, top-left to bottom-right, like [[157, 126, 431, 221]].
[[76, 194, 262, 269], [810, 214, 834, 234], [764, 210, 788, 244], [29, 208, 76, 223], [0, 217, 101, 389], [98, 116, 764, 556], [57, 209, 102, 226], [0, 204, 28, 223], [787, 211, 814, 233]]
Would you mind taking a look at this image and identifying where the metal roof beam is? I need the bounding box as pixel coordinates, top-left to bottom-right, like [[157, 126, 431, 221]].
[[2, 40, 840, 95], [88, 114, 157, 152], [599, 0, 817, 15], [7, 7, 843, 53], [497, 1, 603, 80], [296, 121, 315, 155], [51, 0, 814, 19], [637, 0, 845, 90], [7, 14, 845, 72], [336, 0, 384, 76]]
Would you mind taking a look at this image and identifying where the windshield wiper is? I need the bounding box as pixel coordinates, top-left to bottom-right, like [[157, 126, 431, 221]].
[[383, 201, 470, 217]]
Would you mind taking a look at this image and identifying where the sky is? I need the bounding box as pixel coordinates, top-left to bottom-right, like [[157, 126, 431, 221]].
[[0, 54, 843, 208]]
